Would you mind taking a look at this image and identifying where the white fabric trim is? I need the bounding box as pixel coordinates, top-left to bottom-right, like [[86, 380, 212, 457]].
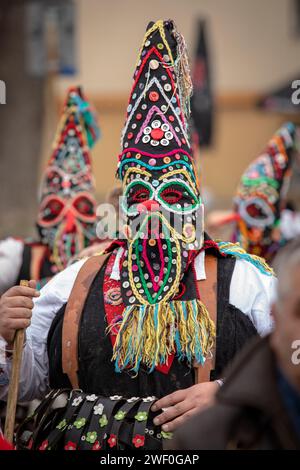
[[0, 238, 24, 295], [110, 247, 124, 281], [193, 250, 206, 280]]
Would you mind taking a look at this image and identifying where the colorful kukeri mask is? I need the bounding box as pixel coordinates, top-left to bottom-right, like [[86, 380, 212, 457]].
[[109, 20, 214, 374], [120, 158, 203, 305], [234, 122, 298, 260], [37, 86, 100, 270]]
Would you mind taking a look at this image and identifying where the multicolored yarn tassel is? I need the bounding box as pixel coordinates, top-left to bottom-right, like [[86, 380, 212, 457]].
[[217, 241, 274, 276], [107, 299, 216, 374], [72, 93, 100, 149], [173, 23, 193, 119]]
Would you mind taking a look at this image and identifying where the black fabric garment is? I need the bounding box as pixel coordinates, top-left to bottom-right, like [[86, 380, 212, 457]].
[[47, 254, 257, 396], [212, 255, 257, 380], [16, 243, 31, 283], [16, 243, 53, 284]]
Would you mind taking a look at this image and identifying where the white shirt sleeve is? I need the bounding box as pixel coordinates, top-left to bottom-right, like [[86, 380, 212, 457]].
[[0, 259, 85, 402], [229, 259, 276, 336], [280, 209, 300, 240], [0, 238, 24, 295]]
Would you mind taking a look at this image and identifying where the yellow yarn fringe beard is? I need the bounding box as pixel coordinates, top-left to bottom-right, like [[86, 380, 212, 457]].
[[107, 299, 216, 374]]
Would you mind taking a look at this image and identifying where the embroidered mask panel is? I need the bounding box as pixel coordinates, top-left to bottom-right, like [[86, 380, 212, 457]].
[[37, 191, 97, 270], [37, 86, 99, 269], [119, 152, 204, 306], [116, 20, 204, 305]]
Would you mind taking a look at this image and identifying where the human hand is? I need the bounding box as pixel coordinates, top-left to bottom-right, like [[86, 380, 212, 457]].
[[0, 280, 39, 347], [151, 381, 219, 432]]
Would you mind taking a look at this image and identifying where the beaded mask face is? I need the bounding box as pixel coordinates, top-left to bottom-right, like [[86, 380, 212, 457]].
[[119, 152, 203, 305], [234, 122, 297, 259], [37, 87, 100, 270]]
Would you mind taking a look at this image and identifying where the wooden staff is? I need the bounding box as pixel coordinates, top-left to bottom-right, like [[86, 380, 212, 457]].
[[4, 280, 28, 443]]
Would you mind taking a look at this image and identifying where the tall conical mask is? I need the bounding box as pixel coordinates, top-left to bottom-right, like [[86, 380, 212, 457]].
[[37, 86, 100, 270], [110, 21, 213, 375]]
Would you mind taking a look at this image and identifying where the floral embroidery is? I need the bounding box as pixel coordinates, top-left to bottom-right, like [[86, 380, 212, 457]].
[[86, 394, 98, 401], [110, 395, 122, 401], [56, 419, 67, 430], [134, 411, 148, 422], [161, 430, 173, 440], [64, 441, 77, 450], [73, 417, 86, 429], [39, 440, 49, 451], [92, 440, 101, 451], [86, 432, 97, 444], [142, 396, 155, 402], [99, 414, 108, 427], [107, 434, 117, 448], [104, 287, 123, 306], [114, 410, 127, 421], [127, 396, 140, 403], [93, 403, 104, 415], [140, 119, 176, 147], [72, 396, 83, 407], [132, 434, 145, 448]]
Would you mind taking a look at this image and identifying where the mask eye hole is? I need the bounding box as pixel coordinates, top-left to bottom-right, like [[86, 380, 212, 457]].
[[131, 188, 150, 203], [246, 203, 268, 220], [239, 198, 275, 228], [42, 199, 64, 222], [160, 188, 182, 205], [73, 195, 95, 216], [123, 181, 153, 215]]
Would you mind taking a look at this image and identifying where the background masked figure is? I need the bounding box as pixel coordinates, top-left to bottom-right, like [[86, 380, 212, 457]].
[[0, 86, 100, 294], [0, 85, 100, 434], [0, 20, 276, 449], [233, 122, 299, 261], [208, 123, 300, 263]]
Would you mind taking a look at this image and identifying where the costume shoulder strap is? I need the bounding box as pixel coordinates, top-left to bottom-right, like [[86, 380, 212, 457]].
[[62, 253, 110, 388], [217, 241, 274, 276], [195, 254, 217, 384]]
